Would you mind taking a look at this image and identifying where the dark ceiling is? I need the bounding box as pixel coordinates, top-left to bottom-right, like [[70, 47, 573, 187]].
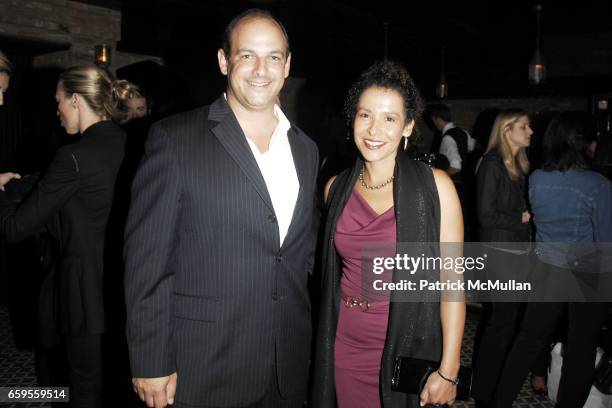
[[73, 0, 612, 102]]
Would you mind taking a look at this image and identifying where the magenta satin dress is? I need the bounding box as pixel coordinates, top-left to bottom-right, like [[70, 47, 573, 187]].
[[334, 189, 396, 408]]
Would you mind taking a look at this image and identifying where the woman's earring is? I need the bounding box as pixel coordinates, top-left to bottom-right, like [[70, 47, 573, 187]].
[[403, 136, 409, 151]]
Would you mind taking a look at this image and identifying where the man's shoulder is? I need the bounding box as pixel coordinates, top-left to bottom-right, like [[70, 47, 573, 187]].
[[152, 105, 212, 134], [439, 133, 457, 147], [444, 126, 468, 138], [290, 123, 318, 153]]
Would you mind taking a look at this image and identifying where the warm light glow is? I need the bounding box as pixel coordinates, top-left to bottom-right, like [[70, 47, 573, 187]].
[[528, 48, 546, 85], [94, 44, 111, 68]]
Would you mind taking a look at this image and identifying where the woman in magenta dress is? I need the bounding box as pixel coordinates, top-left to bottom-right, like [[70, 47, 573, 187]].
[[312, 61, 466, 408]]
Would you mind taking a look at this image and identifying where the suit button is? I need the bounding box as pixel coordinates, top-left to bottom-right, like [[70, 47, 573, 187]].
[[272, 294, 279, 301], [275, 256, 283, 263], [268, 214, 277, 223]]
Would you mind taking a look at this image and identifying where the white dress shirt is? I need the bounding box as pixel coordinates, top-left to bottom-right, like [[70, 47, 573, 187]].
[[244, 105, 299, 246], [439, 122, 476, 170]]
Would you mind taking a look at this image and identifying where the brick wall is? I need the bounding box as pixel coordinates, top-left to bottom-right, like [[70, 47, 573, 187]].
[[0, 0, 162, 72]]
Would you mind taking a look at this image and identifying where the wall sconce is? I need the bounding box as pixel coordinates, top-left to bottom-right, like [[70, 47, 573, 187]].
[[94, 44, 111, 68]]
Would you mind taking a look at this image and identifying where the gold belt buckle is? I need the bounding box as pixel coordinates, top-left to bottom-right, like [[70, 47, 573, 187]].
[[344, 296, 371, 312]]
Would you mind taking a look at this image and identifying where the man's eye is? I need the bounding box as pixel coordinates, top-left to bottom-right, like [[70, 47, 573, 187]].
[[240, 54, 252, 60], [271, 55, 281, 61]]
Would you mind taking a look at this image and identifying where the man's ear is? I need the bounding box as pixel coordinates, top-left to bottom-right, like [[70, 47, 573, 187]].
[[284, 52, 291, 79], [217, 49, 229, 76]]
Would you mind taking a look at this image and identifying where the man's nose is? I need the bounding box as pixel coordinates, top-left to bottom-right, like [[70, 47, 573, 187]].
[[254, 57, 266, 75]]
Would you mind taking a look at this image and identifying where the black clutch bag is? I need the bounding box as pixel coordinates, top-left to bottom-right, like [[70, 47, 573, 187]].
[[391, 356, 472, 400]]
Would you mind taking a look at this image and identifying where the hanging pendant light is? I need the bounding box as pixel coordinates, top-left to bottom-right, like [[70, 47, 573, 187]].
[[528, 4, 546, 85], [436, 45, 448, 98]]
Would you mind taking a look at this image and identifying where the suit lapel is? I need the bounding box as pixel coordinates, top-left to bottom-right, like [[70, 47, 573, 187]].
[[209, 97, 274, 212], [282, 126, 309, 248]]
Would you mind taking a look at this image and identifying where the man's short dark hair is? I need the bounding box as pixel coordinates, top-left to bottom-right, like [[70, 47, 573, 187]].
[[428, 103, 452, 123], [222, 9, 290, 57]]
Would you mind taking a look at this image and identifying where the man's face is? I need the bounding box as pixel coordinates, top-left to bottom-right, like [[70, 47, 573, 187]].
[[125, 97, 148, 120], [217, 17, 290, 114], [0, 72, 10, 106], [432, 116, 446, 131]]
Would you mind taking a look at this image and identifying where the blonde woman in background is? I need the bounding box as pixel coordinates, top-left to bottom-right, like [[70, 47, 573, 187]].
[[0, 65, 136, 408], [0, 50, 13, 106], [471, 109, 536, 406]]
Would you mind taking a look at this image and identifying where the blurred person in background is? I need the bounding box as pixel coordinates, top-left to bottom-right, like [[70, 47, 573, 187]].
[[0, 50, 12, 106], [493, 111, 612, 408], [0, 65, 137, 408], [471, 109, 540, 406], [122, 85, 151, 122]]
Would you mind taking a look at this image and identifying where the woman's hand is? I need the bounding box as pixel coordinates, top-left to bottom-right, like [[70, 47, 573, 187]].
[[420, 371, 457, 406], [0, 172, 21, 191], [521, 210, 531, 223]]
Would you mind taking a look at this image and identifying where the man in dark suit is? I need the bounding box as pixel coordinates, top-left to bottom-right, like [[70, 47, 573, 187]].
[[124, 9, 319, 408]]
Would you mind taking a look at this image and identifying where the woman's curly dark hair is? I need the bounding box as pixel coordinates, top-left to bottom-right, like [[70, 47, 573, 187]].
[[343, 60, 424, 129]]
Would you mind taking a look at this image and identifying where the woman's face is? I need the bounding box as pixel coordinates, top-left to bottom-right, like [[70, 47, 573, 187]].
[[353, 86, 414, 165], [55, 82, 79, 135], [0, 72, 10, 106], [505, 115, 533, 150]]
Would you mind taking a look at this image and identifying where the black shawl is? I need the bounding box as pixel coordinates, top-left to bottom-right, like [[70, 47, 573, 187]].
[[311, 152, 442, 408]]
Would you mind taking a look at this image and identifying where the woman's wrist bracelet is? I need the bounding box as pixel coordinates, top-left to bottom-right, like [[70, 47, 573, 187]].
[[437, 369, 459, 386]]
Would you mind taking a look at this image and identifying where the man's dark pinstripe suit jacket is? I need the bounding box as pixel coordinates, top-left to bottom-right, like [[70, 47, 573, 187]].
[[124, 95, 319, 407]]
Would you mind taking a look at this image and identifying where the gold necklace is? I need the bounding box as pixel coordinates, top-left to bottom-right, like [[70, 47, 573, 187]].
[[359, 166, 394, 190]]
